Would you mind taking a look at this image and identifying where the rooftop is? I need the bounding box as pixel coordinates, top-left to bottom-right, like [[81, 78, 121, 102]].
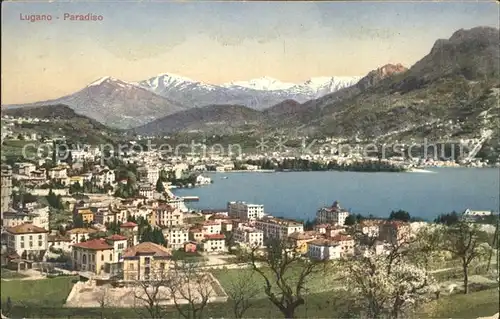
[[120, 222, 138, 228], [67, 228, 97, 235], [204, 234, 225, 240], [6, 223, 48, 234], [106, 234, 128, 241], [122, 242, 172, 258], [72, 239, 113, 250]]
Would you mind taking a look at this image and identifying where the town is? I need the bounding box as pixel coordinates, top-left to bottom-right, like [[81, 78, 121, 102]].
[[0, 148, 498, 317]]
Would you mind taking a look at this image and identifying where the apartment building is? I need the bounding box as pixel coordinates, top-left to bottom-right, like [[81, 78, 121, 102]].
[[227, 201, 265, 220], [122, 242, 172, 281], [106, 234, 129, 261], [254, 217, 304, 241], [189, 227, 204, 243], [233, 226, 264, 248], [6, 223, 49, 261], [137, 166, 159, 185], [163, 226, 189, 250], [151, 205, 183, 227], [316, 201, 350, 226], [201, 220, 222, 235]]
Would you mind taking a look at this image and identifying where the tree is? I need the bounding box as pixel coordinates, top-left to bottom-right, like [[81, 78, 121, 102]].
[[434, 211, 460, 226], [96, 285, 114, 319], [169, 261, 213, 319], [345, 252, 437, 319], [344, 214, 357, 226], [73, 213, 84, 228], [155, 178, 165, 193], [226, 270, 260, 318], [249, 239, 325, 318], [440, 221, 491, 294], [133, 269, 171, 319], [389, 210, 411, 222]]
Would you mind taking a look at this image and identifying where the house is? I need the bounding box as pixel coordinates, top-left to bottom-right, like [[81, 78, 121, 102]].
[[189, 227, 204, 243], [233, 226, 264, 248], [67, 228, 98, 244], [163, 226, 189, 250], [314, 224, 330, 234], [379, 221, 411, 245], [326, 225, 347, 238], [254, 216, 304, 241], [73, 207, 94, 223], [201, 221, 222, 235], [358, 220, 381, 239], [288, 231, 320, 254], [48, 166, 68, 180], [5, 223, 49, 261], [307, 239, 342, 261], [48, 233, 72, 253], [120, 222, 139, 247], [71, 238, 115, 275], [184, 241, 197, 253], [202, 234, 226, 253], [330, 234, 355, 256], [122, 242, 172, 281], [13, 162, 36, 176], [316, 201, 350, 226], [106, 234, 128, 261], [195, 175, 212, 185]]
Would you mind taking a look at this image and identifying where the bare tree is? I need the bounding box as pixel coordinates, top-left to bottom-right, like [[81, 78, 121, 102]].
[[249, 239, 325, 319], [132, 269, 171, 319], [441, 221, 491, 294], [226, 269, 260, 318], [96, 285, 114, 319], [169, 260, 213, 319]]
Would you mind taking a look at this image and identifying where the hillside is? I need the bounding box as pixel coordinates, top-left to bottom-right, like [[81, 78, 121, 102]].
[[4, 77, 189, 129], [1, 104, 123, 145], [133, 104, 266, 135]]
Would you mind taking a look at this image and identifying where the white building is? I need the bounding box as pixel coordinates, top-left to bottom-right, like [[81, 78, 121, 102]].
[[95, 169, 115, 187], [48, 234, 72, 253], [195, 175, 212, 185], [227, 201, 265, 220], [6, 223, 49, 261], [163, 226, 189, 250], [254, 217, 304, 241], [153, 205, 184, 227], [233, 226, 264, 248], [307, 239, 342, 261], [201, 221, 222, 235], [138, 184, 154, 199], [138, 166, 159, 185], [67, 228, 98, 244], [316, 201, 349, 226], [202, 234, 226, 253], [14, 163, 36, 176], [106, 234, 129, 261]]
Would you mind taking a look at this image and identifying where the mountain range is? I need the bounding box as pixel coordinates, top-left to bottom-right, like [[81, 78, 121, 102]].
[[4, 73, 361, 129], [3, 26, 499, 162], [134, 26, 500, 161]]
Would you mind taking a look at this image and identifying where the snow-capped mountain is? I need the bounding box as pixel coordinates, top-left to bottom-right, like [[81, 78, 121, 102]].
[[6, 77, 188, 129], [6, 73, 361, 129], [222, 76, 296, 91], [137, 73, 362, 110]]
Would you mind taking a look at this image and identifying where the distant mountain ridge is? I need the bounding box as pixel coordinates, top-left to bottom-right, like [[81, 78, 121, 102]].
[[4, 73, 361, 129]]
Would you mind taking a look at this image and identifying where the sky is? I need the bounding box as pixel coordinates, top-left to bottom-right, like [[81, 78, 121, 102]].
[[1, 1, 499, 104]]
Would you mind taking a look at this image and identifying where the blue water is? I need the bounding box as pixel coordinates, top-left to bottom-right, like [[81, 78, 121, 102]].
[[172, 168, 500, 221]]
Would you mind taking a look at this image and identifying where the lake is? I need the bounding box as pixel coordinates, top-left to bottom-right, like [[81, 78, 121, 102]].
[[172, 168, 499, 221]]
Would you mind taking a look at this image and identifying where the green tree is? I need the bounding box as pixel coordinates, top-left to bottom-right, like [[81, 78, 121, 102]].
[[389, 210, 411, 222], [155, 178, 165, 193], [441, 222, 492, 294], [344, 214, 357, 226]]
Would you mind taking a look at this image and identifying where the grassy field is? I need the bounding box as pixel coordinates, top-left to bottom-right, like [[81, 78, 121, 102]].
[[211, 263, 342, 298], [0, 268, 27, 279], [1, 276, 78, 308]]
